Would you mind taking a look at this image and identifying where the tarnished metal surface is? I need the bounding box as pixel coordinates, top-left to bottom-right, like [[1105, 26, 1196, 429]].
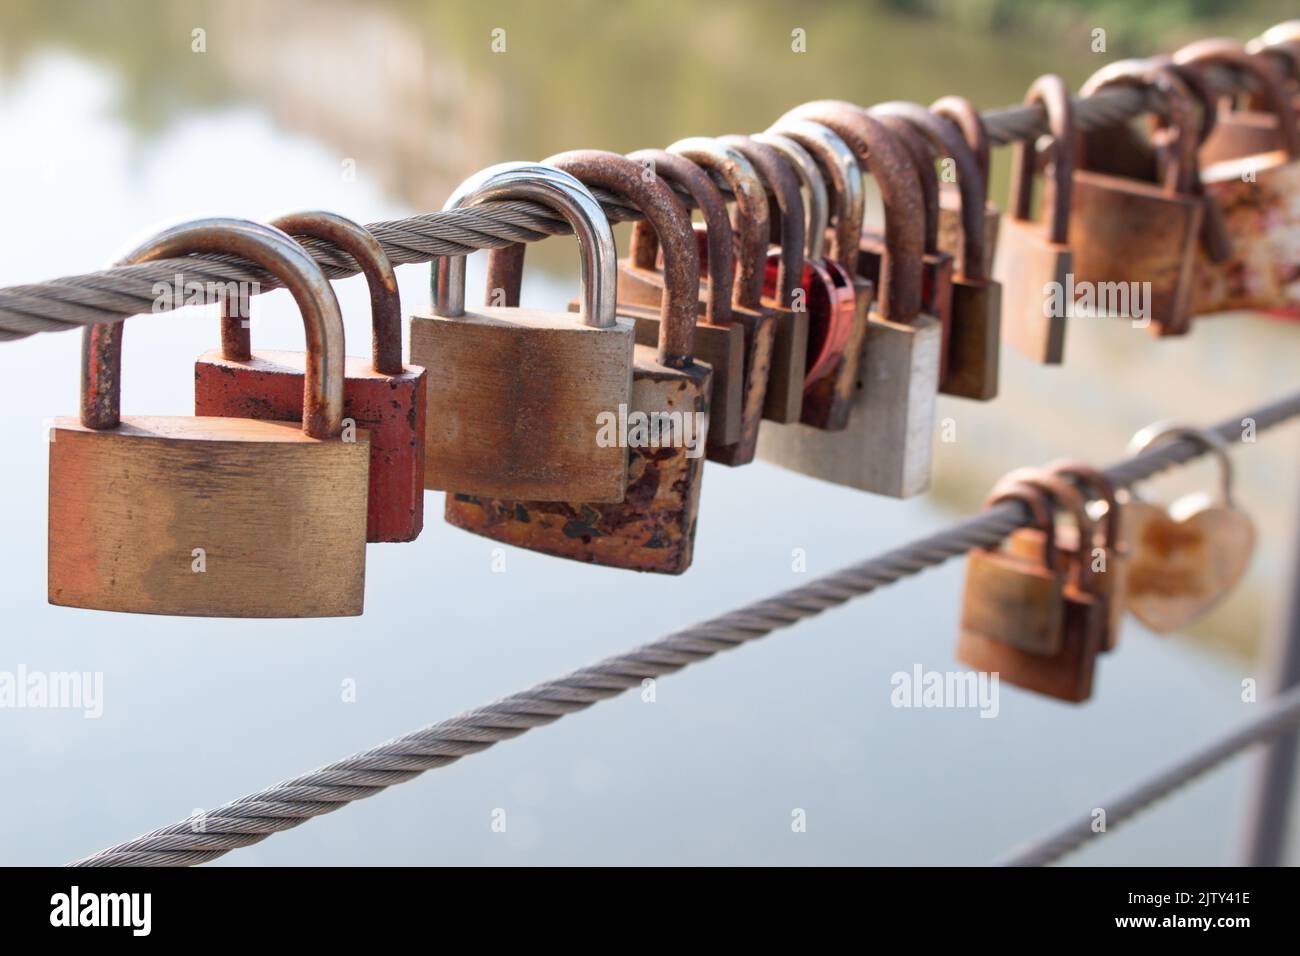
[[448, 150, 711, 574]]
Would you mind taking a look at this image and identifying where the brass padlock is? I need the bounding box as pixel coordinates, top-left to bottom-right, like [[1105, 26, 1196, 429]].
[[49, 218, 370, 617], [445, 151, 712, 574], [1173, 40, 1300, 315], [959, 482, 1067, 658], [619, 148, 745, 449], [718, 134, 810, 426], [959, 476, 1104, 703], [858, 112, 955, 384], [755, 101, 940, 498], [664, 137, 776, 467], [1070, 62, 1205, 336], [194, 211, 427, 543], [932, 95, 1001, 280], [872, 101, 1001, 401], [758, 119, 870, 431], [411, 162, 635, 502], [993, 74, 1076, 364]]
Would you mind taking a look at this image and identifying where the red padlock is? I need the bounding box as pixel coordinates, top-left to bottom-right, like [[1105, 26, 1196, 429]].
[[194, 211, 427, 543]]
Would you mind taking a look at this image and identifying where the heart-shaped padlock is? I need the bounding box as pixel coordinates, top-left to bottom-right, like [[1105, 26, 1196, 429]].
[[1122, 424, 1256, 633]]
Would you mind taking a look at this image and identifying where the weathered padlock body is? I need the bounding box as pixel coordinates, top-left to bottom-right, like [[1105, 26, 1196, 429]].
[[960, 538, 1066, 655], [444, 342, 711, 574], [1200, 109, 1291, 167], [856, 235, 954, 378], [994, 217, 1071, 362], [1069, 170, 1204, 335], [48, 416, 370, 616], [957, 601, 1102, 703], [593, 274, 743, 446], [756, 262, 808, 426], [944, 279, 1001, 401], [410, 308, 634, 501], [1193, 151, 1300, 313], [195, 349, 426, 543]]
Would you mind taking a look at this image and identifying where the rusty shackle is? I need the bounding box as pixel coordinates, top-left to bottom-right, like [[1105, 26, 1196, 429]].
[[1009, 75, 1076, 245], [719, 134, 806, 309], [220, 210, 403, 376], [85, 217, 347, 439]]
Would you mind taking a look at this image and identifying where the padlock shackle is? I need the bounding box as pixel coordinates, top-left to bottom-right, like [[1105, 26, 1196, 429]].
[[764, 119, 865, 276], [1008, 75, 1076, 245], [930, 95, 991, 190], [779, 101, 925, 323], [719, 135, 806, 309], [873, 101, 990, 281], [871, 111, 941, 256], [999, 469, 1097, 592], [85, 217, 346, 439], [1247, 36, 1300, 87], [665, 137, 770, 311], [983, 482, 1060, 574], [1126, 422, 1238, 508], [1173, 38, 1300, 157], [487, 150, 701, 369], [749, 132, 830, 262], [626, 149, 735, 331], [225, 211, 404, 376], [433, 162, 618, 329], [1081, 60, 1203, 195], [1046, 459, 1125, 554]]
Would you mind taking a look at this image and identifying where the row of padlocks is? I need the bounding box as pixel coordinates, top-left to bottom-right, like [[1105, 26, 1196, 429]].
[[46, 29, 1298, 619]]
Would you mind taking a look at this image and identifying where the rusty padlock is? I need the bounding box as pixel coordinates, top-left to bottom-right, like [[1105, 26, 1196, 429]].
[[755, 101, 940, 498], [993, 74, 1076, 364], [750, 128, 861, 425], [662, 137, 776, 466], [872, 101, 1001, 401], [958, 476, 1104, 703], [858, 111, 955, 383], [1174, 40, 1300, 315], [932, 95, 1001, 280], [718, 134, 810, 426], [758, 119, 869, 431], [410, 162, 635, 502], [1071, 60, 1205, 336], [617, 149, 745, 449], [1003, 465, 1129, 653], [445, 151, 712, 574], [1249, 21, 1300, 116], [193, 211, 426, 543], [49, 218, 370, 617], [1192, 36, 1299, 166]]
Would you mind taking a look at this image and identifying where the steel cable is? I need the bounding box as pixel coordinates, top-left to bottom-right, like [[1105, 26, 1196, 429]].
[[65, 391, 1300, 866]]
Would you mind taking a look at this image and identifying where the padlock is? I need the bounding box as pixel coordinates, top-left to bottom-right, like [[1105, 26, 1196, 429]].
[[931, 95, 1001, 280], [754, 101, 940, 498], [993, 74, 1076, 364], [1070, 60, 1205, 336], [410, 162, 635, 502], [1172, 40, 1300, 315], [871, 101, 1001, 401], [959, 481, 1067, 657], [661, 137, 776, 467], [445, 151, 712, 574], [1003, 464, 1128, 652], [1249, 21, 1300, 117], [49, 218, 370, 617], [1191, 36, 1299, 165], [618, 149, 745, 448], [717, 134, 810, 426], [958, 475, 1104, 703], [193, 211, 426, 543], [1123, 424, 1256, 634], [858, 112, 954, 383], [757, 119, 869, 431]]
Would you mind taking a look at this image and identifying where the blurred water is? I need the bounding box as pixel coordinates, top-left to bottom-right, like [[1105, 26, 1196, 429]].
[[1, 1, 1298, 866]]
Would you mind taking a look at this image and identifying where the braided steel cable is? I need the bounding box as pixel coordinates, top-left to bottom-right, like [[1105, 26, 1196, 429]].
[[0, 51, 1255, 342], [65, 391, 1300, 866], [997, 681, 1300, 867]]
